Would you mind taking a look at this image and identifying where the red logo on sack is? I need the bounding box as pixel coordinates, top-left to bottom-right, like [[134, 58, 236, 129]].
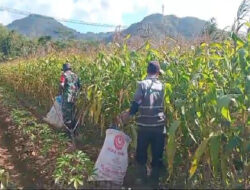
[[114, 134, 125, 150]]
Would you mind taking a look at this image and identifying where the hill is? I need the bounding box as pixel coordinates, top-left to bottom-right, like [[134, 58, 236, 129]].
[[7, 13, 207, 41], [122, 14, 206, 40], [7, 14, 85, 40]]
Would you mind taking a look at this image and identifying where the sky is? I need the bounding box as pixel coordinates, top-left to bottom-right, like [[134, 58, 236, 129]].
[[0, 0, 246, 33]]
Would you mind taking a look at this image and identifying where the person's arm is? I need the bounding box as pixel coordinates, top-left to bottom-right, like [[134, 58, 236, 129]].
[[118, 82, 144, 125], [77, 77, 81, 90], [129, 101, 140, 116], [129, 81, 143, 116], [59, 73, 65, 94]]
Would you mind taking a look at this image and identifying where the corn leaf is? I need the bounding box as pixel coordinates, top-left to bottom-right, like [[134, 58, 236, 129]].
[[166, 120, 181, 177], [209, 135, 221, 175], [221, 107, 231, 122], [189, 138, 209, 178]]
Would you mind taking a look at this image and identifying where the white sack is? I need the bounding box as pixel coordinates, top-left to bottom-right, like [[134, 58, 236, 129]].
[[44, 96, 64, 128], [93, 129, 131, 185]]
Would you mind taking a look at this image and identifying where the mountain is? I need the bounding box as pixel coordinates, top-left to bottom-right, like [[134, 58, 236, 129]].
[[7, 14, 87, 40], [122, 14, 207, 40], [7, 13, 207, 41]]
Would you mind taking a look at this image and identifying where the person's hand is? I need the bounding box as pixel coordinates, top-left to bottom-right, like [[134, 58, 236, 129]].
[[121, 111, 130, 122], [114, 115, 122, 126], [60, 84, 65, 90], [117, 111, 130, 126]]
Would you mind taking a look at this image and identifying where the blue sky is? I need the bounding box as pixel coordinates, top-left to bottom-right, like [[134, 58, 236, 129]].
[[0, 0, 246, 33]]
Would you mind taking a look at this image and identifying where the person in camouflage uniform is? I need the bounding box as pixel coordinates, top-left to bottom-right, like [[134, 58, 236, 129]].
[[60, 63, 81, 129]]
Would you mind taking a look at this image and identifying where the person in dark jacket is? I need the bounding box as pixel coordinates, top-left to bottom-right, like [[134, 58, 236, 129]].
[[117, 61, 166, 187], [60, 63, 81, 129]]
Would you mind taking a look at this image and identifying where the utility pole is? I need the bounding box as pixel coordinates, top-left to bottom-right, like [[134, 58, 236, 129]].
[[113, 25, 121, 43], [162, 3, 167, 45]]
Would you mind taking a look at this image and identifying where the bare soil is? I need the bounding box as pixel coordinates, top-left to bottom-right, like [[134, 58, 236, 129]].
[[0, 103, 44, 188]]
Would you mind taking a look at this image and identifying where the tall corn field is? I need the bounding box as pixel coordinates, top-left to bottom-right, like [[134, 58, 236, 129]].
[[0, 32, 249, 188]]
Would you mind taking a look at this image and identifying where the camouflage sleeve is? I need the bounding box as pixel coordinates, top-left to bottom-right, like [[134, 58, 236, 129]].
[[60, 74, 65, 87], [58, 74, 65, 95]]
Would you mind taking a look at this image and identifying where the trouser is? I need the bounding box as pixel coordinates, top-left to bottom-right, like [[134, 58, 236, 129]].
[[62, 101, 75, 129], [136, 126, 166, 185]]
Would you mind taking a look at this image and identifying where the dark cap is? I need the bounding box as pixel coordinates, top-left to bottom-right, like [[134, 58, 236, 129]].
[[147, 61, 164, 75], [62, 63, 71, 71]]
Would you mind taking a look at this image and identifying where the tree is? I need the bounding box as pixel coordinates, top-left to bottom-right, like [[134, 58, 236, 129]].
[[0, 26, 36, 61], [202, 17, 217, 36], [38, 36, 52, 46]]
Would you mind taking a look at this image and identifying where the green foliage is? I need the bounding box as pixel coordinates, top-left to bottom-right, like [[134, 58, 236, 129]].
[[0, 29, 249, 188], [0, 168, 9, 189], [202, 18, 217, 35], [38, 36, 51, 46], [209, 135, 221, 175], [53, 151, 95, 189], [166, 120, 181, 177], [0, 24, 100, 62], [0, 25, 36, 61], [10, 109, 69, 156]]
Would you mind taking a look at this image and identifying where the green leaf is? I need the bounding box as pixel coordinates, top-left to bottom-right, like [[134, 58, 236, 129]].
[[130, 125, 137, 150], [209, 135, 221, 175], [246, 75, 250, 94], [196, 112, 201, 118], [221, 154, 227, 185], [231, 32, 244, 47], [189, 138, 209, 178], [210, 42, 222, 49], [244, 141, 250, 152], [200, 42, 207, 48], [217, 95, 232, 109], [238, 48, 247, 70], [165, 83, 172, 94], [78, 179, 83, 186], [74, 179, 79, 189], [164, 83, 172, 104], [225, 136, 241, 154], [221, 107, 231, 122], [188, 127, 197, 144], [166, 120, 181, 177], [54, 177, 60, 184], [125, 34, 131, 40], [145, 42, 150, 50]]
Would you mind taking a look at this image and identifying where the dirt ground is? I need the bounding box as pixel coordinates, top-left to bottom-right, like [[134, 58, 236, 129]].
[[0, 103, 45, 188], [0, 86, 145, 189]]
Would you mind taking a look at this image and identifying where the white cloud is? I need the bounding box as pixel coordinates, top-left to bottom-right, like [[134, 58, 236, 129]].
[[0, 0, 245, 31], [71, 0, 142, 24], [0, 0, 76, 24], [0, 10, 15, 25], [160, 0, 243, 30]]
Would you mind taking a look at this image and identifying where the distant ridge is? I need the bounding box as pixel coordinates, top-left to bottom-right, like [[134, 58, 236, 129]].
[[122, 14, 206, 40], [7, 13, 207, 41]]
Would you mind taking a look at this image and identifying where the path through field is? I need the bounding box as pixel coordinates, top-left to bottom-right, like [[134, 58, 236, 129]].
[[0, 100, 44, 188]]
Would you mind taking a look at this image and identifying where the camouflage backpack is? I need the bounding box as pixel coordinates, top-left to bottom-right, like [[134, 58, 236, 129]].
[[62, 71, 79, 103]]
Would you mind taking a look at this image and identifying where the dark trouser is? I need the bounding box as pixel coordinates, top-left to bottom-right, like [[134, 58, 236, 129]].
[[62, 101, 75, 129], [136, 126, 166, 185]]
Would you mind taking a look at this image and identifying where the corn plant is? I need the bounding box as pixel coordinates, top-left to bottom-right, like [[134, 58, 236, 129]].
[[0, 29, 249, 188]]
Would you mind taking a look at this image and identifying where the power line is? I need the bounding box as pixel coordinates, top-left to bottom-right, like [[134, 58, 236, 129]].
[[0, 6, 128, 28]]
